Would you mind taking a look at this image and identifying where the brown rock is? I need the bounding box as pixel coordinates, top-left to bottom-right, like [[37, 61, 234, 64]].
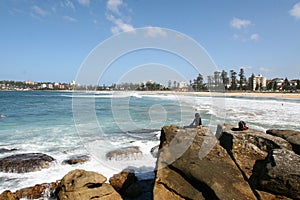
[[109, 169, 137, 192], [259, 149, 300, 199], [15, 182, 58, 199], [106, 146, 142, 160], [0, 190, 18, 200], [56, 169, 122, 200], [154, 126, 256, 200], [62, 154, 90, 165], [219, 124, 292, 181], [0, 153, 55, 173], [266, 129, 300, 155]]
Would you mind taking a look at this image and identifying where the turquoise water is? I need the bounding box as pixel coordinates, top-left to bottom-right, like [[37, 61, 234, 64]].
[[0, 91, 299, 194]]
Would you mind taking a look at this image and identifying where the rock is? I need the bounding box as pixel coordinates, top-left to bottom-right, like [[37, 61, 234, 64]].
[[218, 124, 292, 181], [62, 154, 90, 165], [15, 182, 58, 199], [56, 169, 122, 200], [154, 125, 256, 200], [0, 148, 18, 154], [150, 145, 159, 158], [0, 153, 55, 173], [109, 169, 137, 192], [106, 146, 142, 160], [0, 190, 18, 200], [266, 129, 300, 155], [259, 149, 300, 199]]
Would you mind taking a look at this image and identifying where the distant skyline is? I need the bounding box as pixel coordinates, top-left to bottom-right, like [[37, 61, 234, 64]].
[[1, 0, 300, 85]]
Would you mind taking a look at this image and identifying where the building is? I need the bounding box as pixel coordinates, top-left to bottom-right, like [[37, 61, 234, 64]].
[[249, 74, 267, 91]]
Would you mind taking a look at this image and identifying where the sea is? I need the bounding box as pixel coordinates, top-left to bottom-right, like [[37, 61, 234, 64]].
[[0, 91, 299, 194]]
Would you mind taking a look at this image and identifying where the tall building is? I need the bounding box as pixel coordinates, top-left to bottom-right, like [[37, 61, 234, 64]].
[[249, 74, 267, 91]]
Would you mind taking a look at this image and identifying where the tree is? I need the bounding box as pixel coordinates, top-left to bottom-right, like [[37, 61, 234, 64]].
[[230, 70, 237, 90], [213, 71, 221, 86], [221, 70, 229, 89], [283, 77, 290, 91], [196, 73, 204, 91], [238, 68, 245, 90], [249, 73, 255, 91], [297, 80, 300, 90], [173, 81, 177, 89]]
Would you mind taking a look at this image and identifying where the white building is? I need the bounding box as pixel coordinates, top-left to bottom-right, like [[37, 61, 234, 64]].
[[250, 74, 267, 91]]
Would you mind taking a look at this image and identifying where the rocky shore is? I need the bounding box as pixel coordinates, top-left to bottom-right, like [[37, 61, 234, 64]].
[[0, 124, 299, 199]]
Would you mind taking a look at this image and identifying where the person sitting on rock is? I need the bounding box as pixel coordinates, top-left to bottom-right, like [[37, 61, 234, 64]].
[[184, 113, 202, 128], [238, 121, 248, 131]]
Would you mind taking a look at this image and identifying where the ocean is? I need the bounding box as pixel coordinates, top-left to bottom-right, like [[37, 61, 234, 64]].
[[0, 91, 299, 194]]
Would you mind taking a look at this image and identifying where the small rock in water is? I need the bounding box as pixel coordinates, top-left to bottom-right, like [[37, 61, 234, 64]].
[[0, 148, 18, 154], [150, 145, 159, 158], [62, 154, 90, 165], [106, 146, 142, 160], [0, 153, 55, 173]]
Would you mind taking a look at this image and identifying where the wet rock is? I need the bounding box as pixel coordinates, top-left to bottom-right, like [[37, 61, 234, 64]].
[[0, 190, 18, 200], [56, 169, 122, 200], [150, 145, 159, 158], [0, 153, 55, 173], [154, 125, 256, 200], [0, 148, 18, 154], [106, 146, 142, 160], [62, 154, 90, 165], [266, 129, 300, 155], [15, 182, 59, 199], [259, 149, 300, 199]]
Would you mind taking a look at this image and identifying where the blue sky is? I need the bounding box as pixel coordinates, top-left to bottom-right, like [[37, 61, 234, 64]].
[[1, 0, 300, 85]]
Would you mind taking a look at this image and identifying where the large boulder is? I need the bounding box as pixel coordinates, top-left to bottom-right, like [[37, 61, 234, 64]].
[[259, 149, 300, 199], [56, 169, 122, 200], [266, 129, 300, 155], [218, 124, 292, 181], [0, 153, 55, 173], [154, 125, 256, 200]]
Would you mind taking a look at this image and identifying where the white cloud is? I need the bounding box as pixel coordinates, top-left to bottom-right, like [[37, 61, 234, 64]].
[[260, 67, 272, 73], [106, 14, 135, 34], [145, 27, 167, 38], [61, 0, 76, 11], [31, 5, 49, 17], [250, 33, 260, 41], [230, 17, 252, 29], [63, 15, 78, 22], [289, 2, 300, 20], [78, 0, 90, 6], [107, 0, 123, 15]]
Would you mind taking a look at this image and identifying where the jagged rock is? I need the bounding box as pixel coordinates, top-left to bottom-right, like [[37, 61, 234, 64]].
[[0, 153, 55, 173], [154, 125, 256, 200], [266, 129, 300, 155], [62, 154, 90, 165], [106, 146, 142, 160], [0, 190, 18, 200], [259, 149, 300, 199], [56, 169, 122, 200], [0, 148, 18, 154], [218, 124, 292, 181], [109, 169, 137, 191], [15, 182, 58, 199]]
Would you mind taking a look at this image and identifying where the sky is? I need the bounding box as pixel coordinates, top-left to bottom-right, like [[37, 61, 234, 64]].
[[1, 0, 300, 85]]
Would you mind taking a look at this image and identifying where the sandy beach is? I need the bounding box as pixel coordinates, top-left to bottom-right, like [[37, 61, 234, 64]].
[[132, 90, 300, 99]]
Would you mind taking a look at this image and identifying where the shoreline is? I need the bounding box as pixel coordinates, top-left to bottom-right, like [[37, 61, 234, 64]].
[[1, 89, 300, 99]]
